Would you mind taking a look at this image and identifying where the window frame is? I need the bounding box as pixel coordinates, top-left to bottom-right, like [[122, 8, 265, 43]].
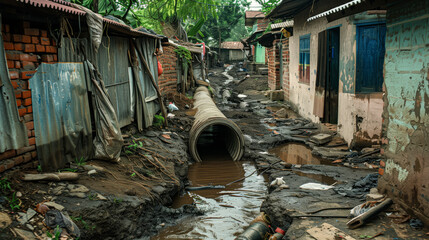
[[299, 34, 311, 84]]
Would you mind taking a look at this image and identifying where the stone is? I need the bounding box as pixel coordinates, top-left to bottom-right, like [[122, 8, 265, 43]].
[[366, 193, 384, 201], [279, 184, 290, 189], [239, 102, 248, 108], [18, 208, 37, 225], [16, 191, 22, 198], [125, 188, 137, 196], [88, 169, 97, 175], [275, 108, 288, 118], [269, 90, 284, 101], [0, 212, 12, 228], [369, 188, 379, 194], [12, 228, 36, 240], [51, 186, 65, 195], [25, 224, 34, 231], [44, 202, 65, 211], [152, 185, 165, 195], [68, 192, 86, 198], [70, 185, 89, 193], [67, 184, 75, 190], [96, 194, 107, 201], [310, 133, 333, 145]]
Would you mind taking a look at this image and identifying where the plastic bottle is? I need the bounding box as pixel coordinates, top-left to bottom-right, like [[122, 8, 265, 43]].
[[268, 227, 286, 240]]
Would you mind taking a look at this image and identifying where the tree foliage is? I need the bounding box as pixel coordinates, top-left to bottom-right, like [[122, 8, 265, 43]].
[[197, 0, 250, 46], [255, 0, 281, 14]]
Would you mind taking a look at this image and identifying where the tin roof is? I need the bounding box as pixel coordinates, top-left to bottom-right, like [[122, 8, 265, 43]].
[[271, 20, 294, 29], [307, 0, 362, 22], [266, 0, 313, 19], [245, 11, 265, 19], [16, 0, 85, 15], [220, 42, 244, 50]]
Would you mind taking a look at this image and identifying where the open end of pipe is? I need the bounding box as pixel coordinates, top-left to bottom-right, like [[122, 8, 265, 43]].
[[196, 124, 242, 161]]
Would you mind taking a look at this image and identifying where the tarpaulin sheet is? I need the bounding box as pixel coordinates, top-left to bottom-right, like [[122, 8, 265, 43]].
[[30, 63, 92, 171], [85, 61, 123, 162], [0, 14, 28, 152]]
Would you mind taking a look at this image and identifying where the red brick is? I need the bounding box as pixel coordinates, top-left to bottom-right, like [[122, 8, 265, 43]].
[[23, 97, 32, 106], [22, 90, 31, 98], [31, 151, 37, 158], [23, 153, 32, 163], [378, 168, 384, 175], [4, 42, 14, 50], [27, 130, 32, 137], [7, 60, 14, 69], [24, 44, 35, 53], [11, 80, 19, 89], [21, 61, 35, 70], [24, 28, 39, 36], [0, 165, 5, 173], [14, 156, 24, 165], [53, 55, 57, 61], [14, 43, 24, 51], [22, 21, 30, 28], [31, 36, 39, 44], [6, 53, 20, 61], [28, 137, 36, 145], [27, 106, 32, 113], [23, 114, 33, 122], [19, 54, 38, 62], [13, 34, 22, 42], [45, 46, 57, 53], [380, 160, 385, 167], [16, 99, 22, 107], [15, 61, 21, 69], [9, 70, 19, 79], [40, 37, 50, 45], [40, 30, 47, 37], [18, 107, 27, 116], [21, 70, 36, 80], [5, 160, 15, 170], [21, 81, 29, 90], [35, 45, 45, 52], [22, 35, 31, 43], [15, 91, 22, 99], [52, 40, 56, 46], [0, 149, 16, 161], [41, 54, 54, 62], [25, 122, 34, 131], [3, 33, 11, 42], [31, 130, 35, 137], [16, 145, 35, 155]]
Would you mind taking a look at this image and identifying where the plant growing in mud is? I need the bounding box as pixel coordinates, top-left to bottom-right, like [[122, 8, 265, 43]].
[[174, 46, 192, 68], [127, 140, 143, 151], [153, 115, 165, 127], [75, 157, 86, 166], [46, 225, 61, 240], [0, 178, 11, 193], [6, 192, 20, 212], [71, 216, 96, 230]]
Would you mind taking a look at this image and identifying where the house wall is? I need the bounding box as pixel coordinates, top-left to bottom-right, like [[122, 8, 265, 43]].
[[0, 20, 58, 173], [268, 38, 290, 92], [229, 49, 245, 61], [288, 3, 384, 147], [378, 0, 429, 225], [280, 38, 290, 100], [158, 43, 178, 94]]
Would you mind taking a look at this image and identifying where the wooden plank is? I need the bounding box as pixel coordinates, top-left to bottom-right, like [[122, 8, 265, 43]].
[[307, 223, 356, 240]]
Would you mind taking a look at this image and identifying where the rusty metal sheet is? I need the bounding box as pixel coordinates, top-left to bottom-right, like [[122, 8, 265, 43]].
[[16, 0, 86, 15], [30, 63, 92, 171], [0, 15, 28, 152]]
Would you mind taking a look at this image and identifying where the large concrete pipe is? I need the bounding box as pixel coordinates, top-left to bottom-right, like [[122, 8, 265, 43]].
[[189, 86, 245, 162]]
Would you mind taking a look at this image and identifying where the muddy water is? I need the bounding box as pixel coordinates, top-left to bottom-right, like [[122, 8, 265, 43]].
[[269, 143, 337, 185], [152, 148, 267, 239]]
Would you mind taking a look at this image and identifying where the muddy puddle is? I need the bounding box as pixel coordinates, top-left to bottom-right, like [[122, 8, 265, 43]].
[[152, 148, 267, 239], [269, 143, 337, 185]]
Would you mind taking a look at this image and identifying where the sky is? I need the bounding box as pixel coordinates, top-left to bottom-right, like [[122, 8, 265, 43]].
[[248, 0, 262, 10]]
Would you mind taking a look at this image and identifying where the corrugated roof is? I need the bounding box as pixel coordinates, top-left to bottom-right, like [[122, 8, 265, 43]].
[[271, 20, 294, 29], [307, 0, 362, 22], [245, 11, 265, 19], [16, 0, 85, 15], [266, 0, 313, 19], [220, 42, 244, 50], [14, 0, 161, 38]]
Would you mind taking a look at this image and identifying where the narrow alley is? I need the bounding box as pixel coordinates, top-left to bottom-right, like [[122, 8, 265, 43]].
[[0, 0, 428, 240]]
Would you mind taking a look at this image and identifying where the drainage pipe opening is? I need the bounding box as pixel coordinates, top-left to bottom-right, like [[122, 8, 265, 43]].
[[189, 87, 244, 162]]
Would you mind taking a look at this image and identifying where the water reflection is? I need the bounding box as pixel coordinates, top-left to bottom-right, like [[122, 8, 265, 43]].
[[268, 143, 332, 165], [153, 148, 267, 239]]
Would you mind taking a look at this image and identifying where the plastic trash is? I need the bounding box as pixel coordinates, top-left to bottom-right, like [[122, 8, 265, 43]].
[[45, 210, 80, 238], [299, 182, 334, 190], [270, 177, 285, 187], [167, 113, 175, 118], [167, 102, 179, 112], [237, 94, 247, 98]]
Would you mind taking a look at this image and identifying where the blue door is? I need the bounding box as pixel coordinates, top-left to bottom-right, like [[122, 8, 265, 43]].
[[356, 23, 386, 93]]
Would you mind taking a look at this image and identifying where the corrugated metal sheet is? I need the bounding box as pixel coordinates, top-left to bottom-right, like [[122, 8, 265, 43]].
[[0, 15, 28, 152], [58, 36, 134, 128], [30, 63, 92, 171], [307, 0, 363, 22], [16, 0, 86, 15], [220, 42, 244, 50], [271, 20, 294, 29], [245, 11, 265, 19], [267, 0, 313, 19]]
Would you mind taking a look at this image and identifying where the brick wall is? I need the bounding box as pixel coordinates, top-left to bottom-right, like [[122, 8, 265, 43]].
[[0, 20, 58, 173], [257, 18, 269, 31], [158, 43, 178, 94], [280, 38, 290, 100]]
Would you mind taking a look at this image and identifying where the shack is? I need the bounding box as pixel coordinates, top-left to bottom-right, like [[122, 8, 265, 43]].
[[213, 41, 246, 63], [0, 0, 164, 172]]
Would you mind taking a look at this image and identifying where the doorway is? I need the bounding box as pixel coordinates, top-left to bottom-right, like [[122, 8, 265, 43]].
[[324, 27, 340, 124]]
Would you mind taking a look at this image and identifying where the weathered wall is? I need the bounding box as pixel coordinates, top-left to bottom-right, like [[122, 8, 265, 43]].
[[267, 39, 280, 90], [229, 49, 245, 61], [280, 38, 290, 100], [288, 1, 384, 147], [0, 19, 58, 173], [378, 0, 429, 225], [158, 43, 178, 94]]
